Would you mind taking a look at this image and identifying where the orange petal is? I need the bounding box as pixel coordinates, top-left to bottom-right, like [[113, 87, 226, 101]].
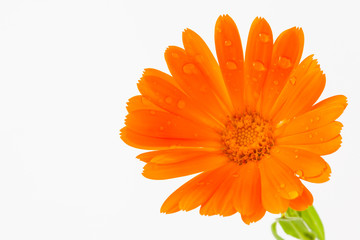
[[142, 152, 228, 180], [137, 149, 221, 164], [215, 15, 245, 113], [277, 122, 343, 145], [182, 29, 233, 113], [125, 109, 220, 140], [271, 146, 331, 183], [161, 163, 231, 213], [165, 46, 230, 123], [261, 27, 304, 117], [289, 185, 313, 211], [275, 95, 347, 137], [138, 69, 223, 131], [290, 135, 342, 156], [244, 17, 273, 110], [120, 127, 222, 150], [259, 156, 303, 213], [270, 55, 326, 122], [126, 95, 165, 113], [241, 206, 266, 225], [199, 162, 239, 216], [233, 161, 262, 217]]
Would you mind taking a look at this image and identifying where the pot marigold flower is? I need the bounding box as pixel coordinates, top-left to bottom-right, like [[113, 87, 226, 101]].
[[120, 15, 347, 224]]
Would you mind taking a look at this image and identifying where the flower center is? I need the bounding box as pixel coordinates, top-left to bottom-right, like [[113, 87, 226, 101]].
[[221, 112, 274, 165]]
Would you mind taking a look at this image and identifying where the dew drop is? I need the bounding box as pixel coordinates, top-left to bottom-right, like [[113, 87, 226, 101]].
[[295, 170, 304, 178], [294, 149, 299, 153], [183, 63, 197, 74], [259, 33, 270, 43], [273, 80, 279, 85], [288, 191, 299, 199], [295, 155, 299, 159], [233, 174, 239, 178], [165, 96, 173, 104], [171, 52, 179, 58], [289, 77, 296, 85], [177, 100, 186, 109], [305, 126, 309, 131], [316, 116, 320, 121], [253, 61, 266, 71], [226, 61, 237, 70], [280, 183, 285, 189], [320, 137, 324, 142], [167, 121, 171, 125], [225, 40, 232, 46], [159, 126, 164, 131], [216, 27, 222, 33], [308, 134, 313, 139], [310, 118, 314, 123], [278, 56, 292, 69], [150, 110, 156, 115]]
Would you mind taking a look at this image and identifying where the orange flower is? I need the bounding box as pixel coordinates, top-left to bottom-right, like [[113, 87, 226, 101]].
[[121, 15, 347, 224]]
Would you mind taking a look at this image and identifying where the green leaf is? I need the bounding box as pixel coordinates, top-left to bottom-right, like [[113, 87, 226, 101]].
[[271, 222, 285, 240], [277, 217, 315, 240], [298, 206, 325, 240]]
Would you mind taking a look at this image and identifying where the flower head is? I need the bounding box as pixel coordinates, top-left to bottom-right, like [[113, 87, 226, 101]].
[[121, 15, 347, 224]]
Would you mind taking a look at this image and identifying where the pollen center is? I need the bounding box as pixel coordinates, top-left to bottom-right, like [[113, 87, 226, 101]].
[[221, 113, 274, 165]]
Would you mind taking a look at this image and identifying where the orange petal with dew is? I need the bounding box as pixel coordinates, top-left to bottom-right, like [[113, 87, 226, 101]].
[[126, 95, 165, 113], [243, 17, 273, 110], [137, 149, 221, 164], [270, 55, 325, 122], [199, 162, 239, 216], [161, 163, 231, 213], [259, 156, 303, 213], [275, 95, 347, 137], [289, 135, 342, 156], [215, 15, 245, 113], [125, 109, 220, 140], [277, 121, 343, 145], [182, 29, 233, 112], [232, 161, 262, 217], [271, 146, 331, 183], [138, 68, 223, 131], [165, 46, 230, 123], [120, 127, 222, 150], [142, 152, 228, 180], [261, 27, 304, 117], [289, 185, 313, 211]]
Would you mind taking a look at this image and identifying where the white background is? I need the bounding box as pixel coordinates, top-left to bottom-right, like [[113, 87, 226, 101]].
[[0, 0, 359, 239]]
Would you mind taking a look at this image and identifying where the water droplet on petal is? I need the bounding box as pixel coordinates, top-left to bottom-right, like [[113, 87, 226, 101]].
[[150, 110, 156, 115], [280, 183, 285, 189], [233, 174, 239, 178], [310, 118, 314, 123], [165, 96, 173, 104], [295, 155, 299, 159], [159, 126, 164, 131], [171, 52, 179, 58], [278, 56, 292, 69], [305, 126, 309, 131], [290, 77, 296, 85], [216, 27, 222, 33], [226, 61, 237, 70], [183, 63, 197, 74], [309, 134, 313, 139], [167, 121, 171, 125], [320, 137, 324, 142], [177, 100, 186, 109], [288, 191, 299, 199], [273, 80, 279, 85], [253, 61, 266, 71], [295, 170, 304, 178], [259, 33, 270, 43], [225, 40, 232, 46], [316, 116, 320, 121]]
